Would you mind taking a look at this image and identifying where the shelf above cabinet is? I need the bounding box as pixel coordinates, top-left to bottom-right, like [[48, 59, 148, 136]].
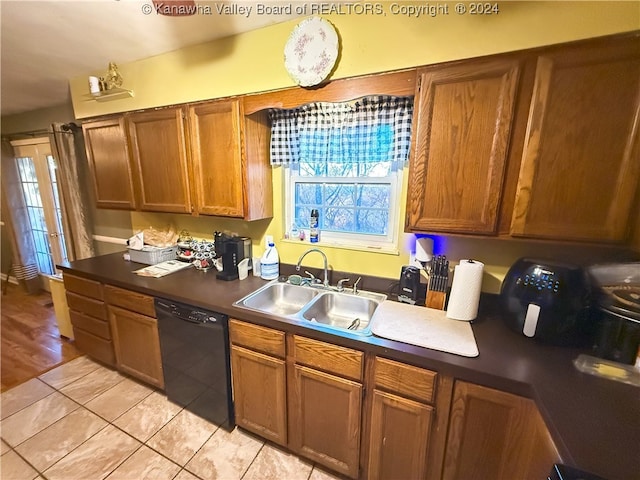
[[84, 88, 134, 102]]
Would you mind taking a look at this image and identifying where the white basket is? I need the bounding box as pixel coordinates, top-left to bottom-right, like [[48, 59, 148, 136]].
[[128, 246, 178, 265]]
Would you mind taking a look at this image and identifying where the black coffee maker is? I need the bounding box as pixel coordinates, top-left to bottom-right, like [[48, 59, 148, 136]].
[[214, 232, 252, 281]]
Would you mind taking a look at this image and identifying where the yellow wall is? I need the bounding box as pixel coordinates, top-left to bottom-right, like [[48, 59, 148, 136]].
[[70, 2, 639, 118], [72, 2, 639, 292]]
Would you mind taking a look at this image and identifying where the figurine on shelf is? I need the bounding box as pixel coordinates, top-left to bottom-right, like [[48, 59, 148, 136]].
[[105, 62, 123, 90]]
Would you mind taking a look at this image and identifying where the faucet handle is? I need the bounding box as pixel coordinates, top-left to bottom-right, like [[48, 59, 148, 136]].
[[352, 277, 362, 294], [304, 271, 321, 284], [337, 278, 351, 292]]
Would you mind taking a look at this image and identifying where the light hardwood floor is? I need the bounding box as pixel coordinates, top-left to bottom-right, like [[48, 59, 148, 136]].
[[1, 283, 82, 392]]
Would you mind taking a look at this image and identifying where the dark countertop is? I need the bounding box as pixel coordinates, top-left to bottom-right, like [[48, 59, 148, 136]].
[[60, 252, 640, 480]]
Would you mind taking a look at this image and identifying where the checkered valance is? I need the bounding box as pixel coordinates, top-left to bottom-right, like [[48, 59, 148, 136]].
[[269, 95, 413, 169]]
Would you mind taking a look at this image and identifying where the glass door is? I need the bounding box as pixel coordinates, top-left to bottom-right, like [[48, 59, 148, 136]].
[[10, 138, 68, 277]]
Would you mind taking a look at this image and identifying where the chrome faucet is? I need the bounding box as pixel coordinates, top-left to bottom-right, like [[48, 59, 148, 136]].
[[296, 248, 329, 287]]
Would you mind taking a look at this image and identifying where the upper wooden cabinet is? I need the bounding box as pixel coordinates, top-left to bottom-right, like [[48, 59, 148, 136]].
[[511, 37, 640, 243], [82, 118, 137, 210], [82, 100, 272, 220], [407, 34, 640, 245], [128, 107, 192, 214], [406, 57, 521, 234], [188, 100, 272, 219]]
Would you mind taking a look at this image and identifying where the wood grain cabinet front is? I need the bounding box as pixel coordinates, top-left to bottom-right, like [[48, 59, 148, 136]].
[[442, 381, 559, 480], [187, 100, 272, 220], [82, 117, 137, 210], [406, 57, 521, 235], [229, 319, 287, 447], [510, 36, 640, 243], [289, 336, 364, 479], [128, 107, 192, 214], [364, 357, 440, 480], [63, 273, 115, 366], [108, 304, 164, 389]]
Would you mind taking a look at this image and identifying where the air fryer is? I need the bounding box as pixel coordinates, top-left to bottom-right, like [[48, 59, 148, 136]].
[[500, 258, 594, 346]]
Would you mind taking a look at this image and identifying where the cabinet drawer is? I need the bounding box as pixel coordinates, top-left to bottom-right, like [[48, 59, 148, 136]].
[[292, 335, 363, 382], [63, 273, 103, 300], [230, 319, 285, 358], [104, 285, 156, 317], [72, 327, 115, 366], [374, 357, 437, 404], [66, 292, 107, 320], [70, 310, 111, 339]]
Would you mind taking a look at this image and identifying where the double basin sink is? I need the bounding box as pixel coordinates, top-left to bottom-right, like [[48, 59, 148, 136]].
[[233, 280, 387, 336]]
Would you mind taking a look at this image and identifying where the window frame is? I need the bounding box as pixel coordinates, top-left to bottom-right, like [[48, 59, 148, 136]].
[[283, 162, 403, 253]]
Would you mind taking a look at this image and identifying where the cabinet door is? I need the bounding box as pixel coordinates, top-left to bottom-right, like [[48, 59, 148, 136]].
[[188, 100, 245, 217], [368, 390, 434, 480], [442, 381, 557, 480], [230, 345, 287, 446], [108, 305, 164, 388], [289, 364, 362, 479], [82, 118, 137, 209], [128, 108, 191, 213], [511, 37, 640, 242], [407, 58, 520, 234]]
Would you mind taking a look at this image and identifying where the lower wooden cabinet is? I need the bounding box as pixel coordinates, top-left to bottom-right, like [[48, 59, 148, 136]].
[[229, 320, 287, 446], [108, 305, 164, 389], [442, 381, 559, 480], [367, 390, 434, 480], [230, 345, 287, 446], [289, 364, 362, 478]]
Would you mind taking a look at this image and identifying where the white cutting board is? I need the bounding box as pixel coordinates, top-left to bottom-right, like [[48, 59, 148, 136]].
[[371, 301, 479, 357]]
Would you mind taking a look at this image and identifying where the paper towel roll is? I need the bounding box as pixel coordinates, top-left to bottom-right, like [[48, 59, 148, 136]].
[[446, 259, 484, 321]]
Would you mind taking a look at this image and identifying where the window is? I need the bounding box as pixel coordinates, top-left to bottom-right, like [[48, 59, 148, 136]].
[[271, 96, 413, 251]]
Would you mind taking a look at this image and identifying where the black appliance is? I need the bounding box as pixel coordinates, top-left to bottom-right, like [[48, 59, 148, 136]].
[[500, 258, 594, 345], [588, 262, 640, 365], [398, 265, 424, 305], [214, 232, 252, 281], [154, 298, 234, 430]]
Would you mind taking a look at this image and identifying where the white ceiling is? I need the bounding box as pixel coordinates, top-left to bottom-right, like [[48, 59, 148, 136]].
[[0, 0, 304, 117]]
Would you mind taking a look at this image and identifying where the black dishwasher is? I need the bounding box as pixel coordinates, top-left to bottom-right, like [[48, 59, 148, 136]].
[[154, 298, 234, 431]]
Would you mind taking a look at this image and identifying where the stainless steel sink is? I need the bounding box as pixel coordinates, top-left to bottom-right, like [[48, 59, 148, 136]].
[[239, 282, 319, 316], [233, 280, 386, 336], [300, 292, 380, 332]]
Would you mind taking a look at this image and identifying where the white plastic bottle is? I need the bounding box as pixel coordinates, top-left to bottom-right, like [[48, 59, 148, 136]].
[[260, 237, 280, 280]]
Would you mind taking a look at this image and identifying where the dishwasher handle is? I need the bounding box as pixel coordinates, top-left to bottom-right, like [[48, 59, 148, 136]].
[[154, 298, 227, 327]]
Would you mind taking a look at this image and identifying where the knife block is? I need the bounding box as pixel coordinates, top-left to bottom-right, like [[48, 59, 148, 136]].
[[426, 290, 447, 310]]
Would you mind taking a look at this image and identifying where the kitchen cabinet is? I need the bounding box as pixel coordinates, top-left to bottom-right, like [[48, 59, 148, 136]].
[[128, 107, 192, 214], [289, 335, 363, 479], [442, 381, 559, 480], [510, 36, 640, 243], [82, 118, 137, 210], [105, 285, 164, 389], [188, 100, 272, 219], [406, 57, 521, 234], [365, 357, 438, 480], [63, 273, 115, 366], [229, 319, 287, 446]]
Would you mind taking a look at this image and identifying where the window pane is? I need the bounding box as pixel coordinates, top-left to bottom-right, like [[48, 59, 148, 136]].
[[295, 183, 323, 206], [325, 184, 355, 208], [325, 207, 355, 232], [357, 209, 389, 235], [357, 184, 390, 209]]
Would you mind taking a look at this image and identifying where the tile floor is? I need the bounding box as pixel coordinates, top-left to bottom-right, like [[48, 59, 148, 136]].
[[0, 356, 343, 480]]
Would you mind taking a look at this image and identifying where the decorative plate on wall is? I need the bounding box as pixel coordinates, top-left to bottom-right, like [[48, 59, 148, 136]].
[[284, 17, 340, 87]]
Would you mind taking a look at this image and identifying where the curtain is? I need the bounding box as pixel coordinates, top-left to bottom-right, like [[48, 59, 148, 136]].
[[0, 139, 41, 292], [48, 123, 95, 261], [269, 95, 414, 170]]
